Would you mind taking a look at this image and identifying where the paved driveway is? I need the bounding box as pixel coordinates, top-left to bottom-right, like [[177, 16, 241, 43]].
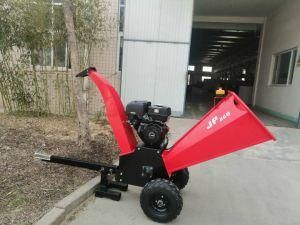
[[66, 118, 300, 225]]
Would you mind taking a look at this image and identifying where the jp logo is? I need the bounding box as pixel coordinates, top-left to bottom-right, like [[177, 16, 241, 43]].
[[207, 112, 231, 130]]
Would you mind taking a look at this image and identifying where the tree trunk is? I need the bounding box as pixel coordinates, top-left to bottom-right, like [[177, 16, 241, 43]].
[[63, 0, 91, 147]]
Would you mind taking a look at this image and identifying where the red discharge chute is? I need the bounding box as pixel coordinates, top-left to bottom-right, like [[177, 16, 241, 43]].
[[89, 69, 137, 155], [162, 91, 276, 176]]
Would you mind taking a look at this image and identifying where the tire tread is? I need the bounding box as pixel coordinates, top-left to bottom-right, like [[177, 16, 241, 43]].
[[140, 179, 183, 223]]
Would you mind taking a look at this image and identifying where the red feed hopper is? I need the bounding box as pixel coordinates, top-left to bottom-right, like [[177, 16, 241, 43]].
[[162, 91, 276, 175]]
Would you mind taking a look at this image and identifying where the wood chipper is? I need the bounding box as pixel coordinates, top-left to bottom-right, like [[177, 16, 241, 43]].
[[35, 67, 276, 223]]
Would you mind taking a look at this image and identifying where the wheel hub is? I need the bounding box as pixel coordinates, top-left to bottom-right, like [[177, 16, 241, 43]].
[[152, 195, 168, 212]]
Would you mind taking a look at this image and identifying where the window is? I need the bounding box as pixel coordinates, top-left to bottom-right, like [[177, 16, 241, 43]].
[[272, 48, 298, 85], [118, 0, 126, 71], [119, 0, 125, 32], [53, 44, 68, 67], [188, 65, 195, 71], [35, 44, 68, 68], [202, 66, 213, 73], [35, 48, 51, 67], [202, 76, 211, 82], [187, 74, 191, 85], [35, 1, 69, 69], [118, 36, 123, 71]]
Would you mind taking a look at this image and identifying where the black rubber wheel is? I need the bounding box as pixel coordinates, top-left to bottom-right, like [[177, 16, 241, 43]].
[[140, 179, 183, 223], [171, 168, 189, 190]]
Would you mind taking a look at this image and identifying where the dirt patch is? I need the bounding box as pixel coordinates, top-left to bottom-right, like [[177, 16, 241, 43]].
[[0, 114, 118, 225]]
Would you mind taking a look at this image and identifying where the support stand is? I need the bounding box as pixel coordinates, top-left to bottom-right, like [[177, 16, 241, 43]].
[[95, 170, 128, 201]]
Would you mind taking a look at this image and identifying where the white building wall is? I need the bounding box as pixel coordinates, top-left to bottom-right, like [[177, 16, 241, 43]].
[[121, 0, 194, 116], [255, 0, 300, 122]]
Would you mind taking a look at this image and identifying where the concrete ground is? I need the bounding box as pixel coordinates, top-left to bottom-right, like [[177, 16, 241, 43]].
[[65, 117, 300, 225]]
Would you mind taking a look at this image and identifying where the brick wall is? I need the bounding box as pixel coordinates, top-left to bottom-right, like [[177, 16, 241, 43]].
[[87, 0, 120, 115], [0, 0, 120, 116]]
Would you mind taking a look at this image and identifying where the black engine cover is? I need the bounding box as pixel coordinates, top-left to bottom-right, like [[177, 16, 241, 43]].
[[126, 101, 151, 119], [148, 105, 171, 122], [138, 123, 166, 148]]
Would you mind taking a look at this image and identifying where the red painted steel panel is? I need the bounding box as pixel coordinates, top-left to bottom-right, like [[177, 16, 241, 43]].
[[89, 69, 137, 155], [162, 91, 276, 176]]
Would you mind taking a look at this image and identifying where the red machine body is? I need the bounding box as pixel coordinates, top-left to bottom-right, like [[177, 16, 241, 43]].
[[89, 69, 275, 176], [162, 92, 276, 175]]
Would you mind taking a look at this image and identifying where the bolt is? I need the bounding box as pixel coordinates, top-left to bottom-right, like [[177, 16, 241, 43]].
[[120, 179, 123, 182], [157, 200, 165, 207]]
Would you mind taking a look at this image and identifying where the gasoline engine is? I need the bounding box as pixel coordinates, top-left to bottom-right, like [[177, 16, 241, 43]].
[[126, 101, 171, 148]]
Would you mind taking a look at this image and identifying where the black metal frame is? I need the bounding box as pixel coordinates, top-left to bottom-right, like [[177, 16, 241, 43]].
[[37, 145, 168, 201], [47, 155, 117, 171], [116, 145, 168, 186], [39, 155, 127, 201]]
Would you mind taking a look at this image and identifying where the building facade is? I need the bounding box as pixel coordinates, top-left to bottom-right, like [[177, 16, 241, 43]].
[[120, 0, 300, 125], [1, 0, 299, 126]]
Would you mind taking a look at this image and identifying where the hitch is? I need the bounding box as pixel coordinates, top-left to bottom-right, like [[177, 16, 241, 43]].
[[34, 152, 127, 201], [34, 152, 51, 161]]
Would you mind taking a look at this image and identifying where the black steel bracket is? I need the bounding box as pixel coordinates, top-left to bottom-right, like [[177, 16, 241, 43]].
[[44, 155, 117, 172], [95, 170, 120, 201], [76, 67, 97, 77]]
